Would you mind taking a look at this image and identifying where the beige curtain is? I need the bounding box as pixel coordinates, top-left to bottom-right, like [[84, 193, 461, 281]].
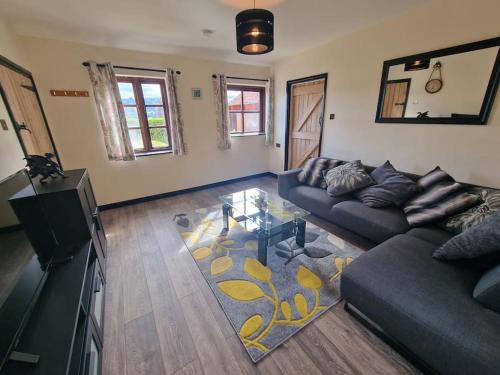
[[212, 74, 231, 150], [165, 68, 187, 155], [86, 61, 135, 161], [265, 78, 275, 146]]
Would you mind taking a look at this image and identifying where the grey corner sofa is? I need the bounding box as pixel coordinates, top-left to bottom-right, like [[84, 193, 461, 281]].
[[278, 165, 500, 375]]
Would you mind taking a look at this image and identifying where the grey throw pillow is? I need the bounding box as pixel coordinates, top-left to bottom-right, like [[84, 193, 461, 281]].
[[443, 189, 500, 234], [297, 157, 341, 189], [404, 167, 480, 226], [433, 211, 500, 262], [473, 264, 500, 313], [355, 161, 419, 208], [323, 160, 374, 197]]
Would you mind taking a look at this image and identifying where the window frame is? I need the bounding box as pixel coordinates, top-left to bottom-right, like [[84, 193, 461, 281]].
[[117, 76, 172, 155], [227, 85, 265, 135]]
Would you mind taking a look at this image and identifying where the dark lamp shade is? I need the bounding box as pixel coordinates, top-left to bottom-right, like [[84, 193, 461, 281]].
[[236, 8, 274, 55], [404, 59, 430, 71]]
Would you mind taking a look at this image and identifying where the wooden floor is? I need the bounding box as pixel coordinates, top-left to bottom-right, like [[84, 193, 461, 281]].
[[100, 176, 419, 375]]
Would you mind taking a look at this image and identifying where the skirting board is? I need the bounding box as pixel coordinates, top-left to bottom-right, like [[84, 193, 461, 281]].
[[99, 172, 278, 211]]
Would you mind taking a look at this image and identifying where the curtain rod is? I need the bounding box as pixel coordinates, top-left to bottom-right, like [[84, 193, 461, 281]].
[[212, 74, 269, 82], [81, 62, 180, 74]]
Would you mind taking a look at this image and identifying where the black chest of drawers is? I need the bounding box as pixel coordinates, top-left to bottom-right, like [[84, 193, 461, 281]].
[[3, 169, 107, 375], [9, 169, 106, 271]]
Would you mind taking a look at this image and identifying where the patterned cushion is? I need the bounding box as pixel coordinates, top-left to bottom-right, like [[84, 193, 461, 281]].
[[355, 161, 419, 208], [323, 160, 374, 197], [403, 167, 480, 227], [443, 189, 500, 233], [297, 157, 342, 189]]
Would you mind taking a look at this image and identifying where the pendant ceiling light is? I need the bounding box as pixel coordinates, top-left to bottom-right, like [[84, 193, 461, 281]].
[[236, 0, 274, 55]]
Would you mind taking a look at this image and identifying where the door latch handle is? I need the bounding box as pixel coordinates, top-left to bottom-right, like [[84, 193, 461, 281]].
[[16, 123, 32, 133]]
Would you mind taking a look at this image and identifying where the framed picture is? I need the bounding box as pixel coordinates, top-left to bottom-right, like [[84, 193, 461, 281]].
[[191, 88, 202, 100]]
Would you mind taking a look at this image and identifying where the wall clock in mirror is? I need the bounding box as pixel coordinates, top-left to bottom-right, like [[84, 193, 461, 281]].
[[425, 61, 443, 93]]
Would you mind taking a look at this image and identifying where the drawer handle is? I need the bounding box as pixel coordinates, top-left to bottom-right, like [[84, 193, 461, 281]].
[[92, 212, 101, 231], [94, 277, 101, 294]]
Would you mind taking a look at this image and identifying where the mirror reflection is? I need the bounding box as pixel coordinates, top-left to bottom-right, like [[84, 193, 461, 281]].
[[376, 39, 500, 124]]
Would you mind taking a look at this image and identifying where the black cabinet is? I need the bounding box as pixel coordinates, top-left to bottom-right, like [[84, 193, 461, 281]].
[[69, 242, 105, 375], [10, 169, 107, 271], [2, 170, 107, 375], [84, 318, 103, 375]]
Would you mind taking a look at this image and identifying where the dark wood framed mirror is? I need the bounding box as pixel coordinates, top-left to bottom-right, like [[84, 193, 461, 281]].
[[375, 37, 500, 125]]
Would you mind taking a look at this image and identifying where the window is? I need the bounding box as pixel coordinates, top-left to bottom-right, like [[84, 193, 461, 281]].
[[227, 85, 265, 135], [117, 77, 172, 154]]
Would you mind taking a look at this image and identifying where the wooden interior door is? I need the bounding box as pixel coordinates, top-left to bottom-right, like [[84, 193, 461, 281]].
[[381, 79, 411, 118], [0, 65, 56, 158], [287, 78, 326, 169]]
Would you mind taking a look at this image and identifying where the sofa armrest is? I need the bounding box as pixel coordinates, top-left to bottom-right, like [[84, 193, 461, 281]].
[[278, 169, 302, 200]]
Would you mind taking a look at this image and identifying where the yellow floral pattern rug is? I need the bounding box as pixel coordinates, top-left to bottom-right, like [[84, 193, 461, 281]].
[[174, 206, 363, 362]]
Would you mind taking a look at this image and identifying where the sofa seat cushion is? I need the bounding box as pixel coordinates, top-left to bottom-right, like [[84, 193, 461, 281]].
[[406, 226, 453, 246], [287, 185, 350, 220], [329, 200, 409, 243], [341, 235, 500, 375]]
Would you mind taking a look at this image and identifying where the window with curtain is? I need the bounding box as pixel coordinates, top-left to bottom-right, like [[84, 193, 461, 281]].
[[226, 85, 265, 135], [117, 77, 172, 154]]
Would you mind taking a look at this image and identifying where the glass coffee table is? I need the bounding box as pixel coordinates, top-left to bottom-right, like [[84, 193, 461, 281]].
[[219, 188, 310, 265]]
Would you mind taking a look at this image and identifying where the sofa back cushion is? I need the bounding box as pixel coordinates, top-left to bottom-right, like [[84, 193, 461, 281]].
[[403, 167, 480, 226], [473, 264, 500, 313], [297, 157, 341, 189], [355, 161, 419, 208]]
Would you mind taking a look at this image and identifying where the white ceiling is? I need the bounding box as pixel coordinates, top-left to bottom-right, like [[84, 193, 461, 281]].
[[1, 0, 427, 65]]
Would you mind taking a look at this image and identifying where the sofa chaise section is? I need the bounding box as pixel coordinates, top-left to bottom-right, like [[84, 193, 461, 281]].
[[341, 234, 500, 375]]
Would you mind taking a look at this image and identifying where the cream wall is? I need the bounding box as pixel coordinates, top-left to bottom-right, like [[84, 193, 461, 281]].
[[0, 15, 27, 66], [18, 37, 271, 205], [270, 0, 500, 188]]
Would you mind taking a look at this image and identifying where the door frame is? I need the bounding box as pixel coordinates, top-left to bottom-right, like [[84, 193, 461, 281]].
[[382, 78, 411, 118], [284, 73, 328, 171], [0, 53, 62, 168]]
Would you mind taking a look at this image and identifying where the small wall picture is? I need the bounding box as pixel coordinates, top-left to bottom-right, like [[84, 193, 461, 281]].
[[191, 88, 202, 100]]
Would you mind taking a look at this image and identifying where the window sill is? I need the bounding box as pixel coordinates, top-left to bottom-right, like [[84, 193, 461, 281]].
[[231, 132, 265, 138], [135, 150, 172, 157]]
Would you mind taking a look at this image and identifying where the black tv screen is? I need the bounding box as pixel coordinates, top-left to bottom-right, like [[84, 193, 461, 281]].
[[0, 170, 49, 370]]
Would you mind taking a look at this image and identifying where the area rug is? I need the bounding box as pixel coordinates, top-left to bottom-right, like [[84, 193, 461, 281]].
[[173, 206, 364, 362]]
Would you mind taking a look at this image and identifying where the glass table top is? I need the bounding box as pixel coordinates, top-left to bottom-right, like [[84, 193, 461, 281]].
[[219, 188, 310, 231]]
